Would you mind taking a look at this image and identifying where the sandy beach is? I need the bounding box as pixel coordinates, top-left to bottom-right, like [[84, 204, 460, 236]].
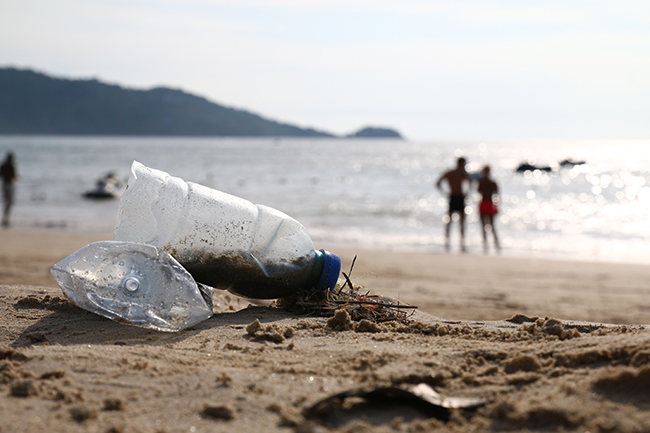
[[2, 229, 650, 432]]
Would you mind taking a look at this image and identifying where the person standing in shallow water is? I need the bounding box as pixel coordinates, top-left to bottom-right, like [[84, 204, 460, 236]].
[[436, 157, 472, 252], [1, 152, 17, 228], [478, 165, 500, 253]]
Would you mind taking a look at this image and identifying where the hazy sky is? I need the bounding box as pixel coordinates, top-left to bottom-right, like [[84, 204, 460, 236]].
[[1, 0, 649, 140]]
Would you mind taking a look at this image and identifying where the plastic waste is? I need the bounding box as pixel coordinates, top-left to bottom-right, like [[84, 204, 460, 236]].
[[305, 383, 488, 425], [50, 241, 213, 332], [113, 161, 341, 299]]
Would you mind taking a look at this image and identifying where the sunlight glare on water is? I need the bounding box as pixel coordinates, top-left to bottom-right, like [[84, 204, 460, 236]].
[[1, 136, 650, 264]]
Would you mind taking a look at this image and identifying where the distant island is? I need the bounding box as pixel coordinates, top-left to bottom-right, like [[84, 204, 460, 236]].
[[0, 68, 403, 139], [345, 127, 403, 138]]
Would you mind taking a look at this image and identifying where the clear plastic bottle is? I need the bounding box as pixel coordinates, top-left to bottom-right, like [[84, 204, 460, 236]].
[[50, 241, 214, 332], [113, 161, 341, 299]]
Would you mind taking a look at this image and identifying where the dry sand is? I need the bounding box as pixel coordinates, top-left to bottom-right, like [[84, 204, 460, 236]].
[[2, 229, 650, 432]]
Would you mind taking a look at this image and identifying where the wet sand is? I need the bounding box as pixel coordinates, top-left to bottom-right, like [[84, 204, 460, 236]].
[[2, 229, 650, 432]]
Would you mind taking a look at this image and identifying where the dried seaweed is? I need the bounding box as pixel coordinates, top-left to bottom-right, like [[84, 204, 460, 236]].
[[274, 255, 417, 324]]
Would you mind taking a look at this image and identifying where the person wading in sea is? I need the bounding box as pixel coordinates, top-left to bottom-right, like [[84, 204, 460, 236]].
[[1, 152, 17, 228], [436, 156, 472, 252]]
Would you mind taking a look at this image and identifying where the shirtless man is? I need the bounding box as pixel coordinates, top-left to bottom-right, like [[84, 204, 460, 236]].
[[436, 157, 472, 252]]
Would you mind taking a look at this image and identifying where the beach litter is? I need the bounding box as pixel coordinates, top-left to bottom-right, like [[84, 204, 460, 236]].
[[50, 238, 412, 333], [113, 161, 341, 300], [305, 383, 488, 427], [50, 161, 345, 332], [50, 162, 418, 332], [50, 241, 214, 332], [275, 255, 417, 324]]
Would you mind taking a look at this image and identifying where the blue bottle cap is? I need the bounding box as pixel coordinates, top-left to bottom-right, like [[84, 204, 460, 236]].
[[316, 250, 342, 290]]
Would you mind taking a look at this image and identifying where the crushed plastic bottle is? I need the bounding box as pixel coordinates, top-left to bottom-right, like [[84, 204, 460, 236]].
[[113, 161, 341, 299], [50, 241, 213, 332]]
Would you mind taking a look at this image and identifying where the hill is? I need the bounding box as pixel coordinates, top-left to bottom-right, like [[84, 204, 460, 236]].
[[0, 68, 337, 137]]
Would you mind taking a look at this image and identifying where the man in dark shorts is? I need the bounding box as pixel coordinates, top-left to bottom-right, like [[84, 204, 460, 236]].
[[436, 156, 472, 252]]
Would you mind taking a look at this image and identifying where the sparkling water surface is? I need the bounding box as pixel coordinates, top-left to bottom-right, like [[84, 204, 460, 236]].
[[2, 136, 649, 264]]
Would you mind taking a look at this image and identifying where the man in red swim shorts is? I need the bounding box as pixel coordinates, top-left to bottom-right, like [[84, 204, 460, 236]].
[[478, 165, 500, 252]]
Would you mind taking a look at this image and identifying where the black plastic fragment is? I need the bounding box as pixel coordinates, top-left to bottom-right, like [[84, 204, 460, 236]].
[[304, 383, 488, 427]]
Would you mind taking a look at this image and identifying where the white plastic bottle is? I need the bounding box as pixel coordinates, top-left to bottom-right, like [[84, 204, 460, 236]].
[[50, 241, 213, 332], [113, 161, 341, 299]]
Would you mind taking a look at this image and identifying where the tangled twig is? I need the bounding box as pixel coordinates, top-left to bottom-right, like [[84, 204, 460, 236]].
[[275, 255, 417, 324]]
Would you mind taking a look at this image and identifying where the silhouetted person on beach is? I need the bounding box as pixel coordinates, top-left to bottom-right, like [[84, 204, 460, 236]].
[[478, 165, 500, 252], [1, 152, 17, 227], [436, 157, 472, 252]]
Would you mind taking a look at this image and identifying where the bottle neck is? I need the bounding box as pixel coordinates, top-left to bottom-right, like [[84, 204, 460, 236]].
[[304, 249, 341, 291]]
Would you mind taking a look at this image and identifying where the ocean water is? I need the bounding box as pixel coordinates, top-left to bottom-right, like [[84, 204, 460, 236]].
[[2, 136, 650, 264]]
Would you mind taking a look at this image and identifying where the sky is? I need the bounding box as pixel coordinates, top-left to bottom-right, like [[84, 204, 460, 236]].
[[1, 0, 649, 141]]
